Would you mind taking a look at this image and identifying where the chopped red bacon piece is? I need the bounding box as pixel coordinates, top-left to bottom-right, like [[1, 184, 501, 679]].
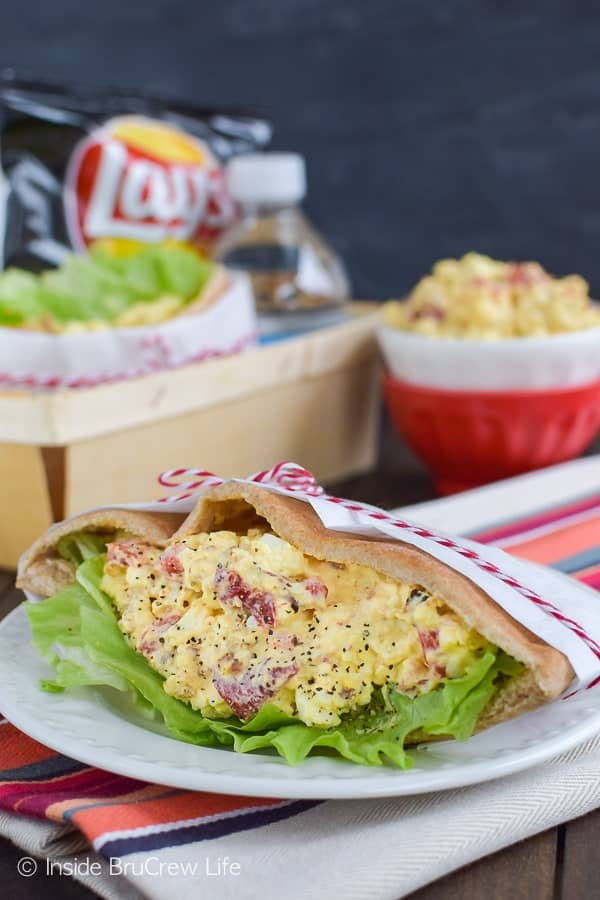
[[213, 662, 297, 719], [214, 568, 277, 628], [409, 303, 445, 323], [303, 577, 328, 599], [506, 265, 529, 285], [418, 628, 439, 654], [139, 614, 181, 656], [159, 544, 185, 581], [506, 263, 547, 287], [418, 628, 445, 676], [270, 664, 298, 683], [107, 540, 154, 569]]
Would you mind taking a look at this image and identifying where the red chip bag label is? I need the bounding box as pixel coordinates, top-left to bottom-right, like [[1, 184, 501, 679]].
[[65, 116, 236, 251]]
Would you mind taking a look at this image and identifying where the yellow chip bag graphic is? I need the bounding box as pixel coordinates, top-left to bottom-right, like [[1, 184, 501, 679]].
[[110, 119, 209, 164]]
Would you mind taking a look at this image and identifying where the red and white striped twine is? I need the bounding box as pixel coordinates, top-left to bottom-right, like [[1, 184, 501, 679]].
[[156, 461, 600, 694], [157, 461, 324, 503]]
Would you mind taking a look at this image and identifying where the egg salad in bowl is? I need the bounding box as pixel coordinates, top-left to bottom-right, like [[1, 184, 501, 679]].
[[17, 484, 572, 769], [384, 252, 600, 340], [379, 253, 600, 391]]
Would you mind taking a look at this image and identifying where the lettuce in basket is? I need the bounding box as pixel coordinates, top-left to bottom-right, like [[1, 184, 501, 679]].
[[0, 243, 214, 331]]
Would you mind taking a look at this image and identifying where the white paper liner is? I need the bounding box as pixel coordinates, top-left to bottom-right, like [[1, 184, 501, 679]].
[[20, 460, 600, 696], [0, 272, 256, 390]]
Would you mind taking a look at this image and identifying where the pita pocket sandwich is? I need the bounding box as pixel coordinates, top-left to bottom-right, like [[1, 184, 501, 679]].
[[17, 482, 574, 768]]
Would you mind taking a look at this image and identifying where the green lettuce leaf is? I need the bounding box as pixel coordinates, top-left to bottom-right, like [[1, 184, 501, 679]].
[[25, 581, 131, 693], [0, 245, 214, 328], [105, 250, 163, 300], [152, 245, 213, 299], [25, 554, 519, 768], [56, 532, 109, 567], [90, 245, 214, 304], [0, 269, 45, 325]]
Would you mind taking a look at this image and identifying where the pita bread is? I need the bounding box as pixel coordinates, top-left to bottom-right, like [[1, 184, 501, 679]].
[[18, 482, 574, 737], [18, 508, 184, 596]]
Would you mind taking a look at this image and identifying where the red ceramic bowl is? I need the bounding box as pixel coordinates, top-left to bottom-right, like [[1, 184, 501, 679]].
[[383, 374, 600, 494]]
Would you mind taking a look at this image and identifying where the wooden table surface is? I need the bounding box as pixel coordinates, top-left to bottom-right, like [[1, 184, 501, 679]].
[[0, 458, 598, 900]]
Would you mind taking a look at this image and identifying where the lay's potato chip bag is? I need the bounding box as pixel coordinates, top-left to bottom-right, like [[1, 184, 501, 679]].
[[0, 76, 272, 271]]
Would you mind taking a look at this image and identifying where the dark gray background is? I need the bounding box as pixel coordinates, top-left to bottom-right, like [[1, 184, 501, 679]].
[[2, 0, 600, 298]]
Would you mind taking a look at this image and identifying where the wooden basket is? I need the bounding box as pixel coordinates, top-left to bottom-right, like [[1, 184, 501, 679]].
[[0, 304, 381, 568]]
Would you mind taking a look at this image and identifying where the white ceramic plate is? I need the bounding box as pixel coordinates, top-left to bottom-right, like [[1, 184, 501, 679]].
[[2, 567, 600, 800]]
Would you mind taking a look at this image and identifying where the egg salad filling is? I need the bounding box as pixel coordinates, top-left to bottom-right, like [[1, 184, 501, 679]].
[[25, 530, 524, 768], [101, 529, 492, 727], [384, 252, 600, 339]]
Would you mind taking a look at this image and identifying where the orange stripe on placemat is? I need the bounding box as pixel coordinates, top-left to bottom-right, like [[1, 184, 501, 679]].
[[48, 782, 170, 823], [0, 722, 59, 770], [70, 789, 282, 844], [503, 516, 600, 565]]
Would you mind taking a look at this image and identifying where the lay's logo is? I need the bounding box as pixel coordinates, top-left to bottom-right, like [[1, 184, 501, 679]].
[[64, 116, 235, 251]]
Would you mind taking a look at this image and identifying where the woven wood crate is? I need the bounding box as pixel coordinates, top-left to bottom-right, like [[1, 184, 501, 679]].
[[0, 304, 381, 568]]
